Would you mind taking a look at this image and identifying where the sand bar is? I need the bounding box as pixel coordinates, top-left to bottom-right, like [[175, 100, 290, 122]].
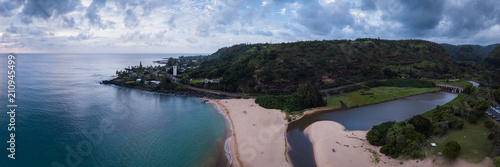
[[305, 121, 494, 167], [210, 99, 291, 167]]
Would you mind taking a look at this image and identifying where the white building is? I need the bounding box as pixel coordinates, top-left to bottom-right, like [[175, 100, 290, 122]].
[[173, 65, 177, 76]]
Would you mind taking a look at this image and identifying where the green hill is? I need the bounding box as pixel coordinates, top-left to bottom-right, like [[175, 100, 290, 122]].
[[481, 45, 500, 89], [189, 39, 457, 92], [441, 43, 500, 62]]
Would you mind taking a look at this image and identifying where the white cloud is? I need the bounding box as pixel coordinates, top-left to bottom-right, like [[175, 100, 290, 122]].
[[278, 8, 286, 15], [0, 0, 499, 53]]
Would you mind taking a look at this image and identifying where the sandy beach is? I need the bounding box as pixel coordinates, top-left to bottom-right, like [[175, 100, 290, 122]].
[[209, 98, 494, 167], [210, 99, 291, 167], [305, 121, 494, 167]]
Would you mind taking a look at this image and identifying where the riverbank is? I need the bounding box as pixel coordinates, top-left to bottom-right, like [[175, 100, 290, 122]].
[[101, 79, 230, 99], [210, 99, 291, 167], [327, 87, 441, 109], [305, 121, 494, 167]]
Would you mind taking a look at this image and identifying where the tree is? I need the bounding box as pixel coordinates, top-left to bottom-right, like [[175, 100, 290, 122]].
[[408, 115, 433, 136], [485, 120, 495, 129], [488, 126, 500, 147], [463, 84, 475, 94], [366, 121, 396, 146], [468, 115, 478, 123], [494, 156, 500, 167], [493, 88, 500, 103], [383, 68, 398, 79], [293, 83, 326, 108], [443, 141, 461, 159]]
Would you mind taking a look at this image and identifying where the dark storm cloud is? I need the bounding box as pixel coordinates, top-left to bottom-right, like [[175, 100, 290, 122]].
[[379, 0, 445, 36], [124, 9, 140, 28], [361, 0, 500, 38], [441, 0, 500, 37], [296, 0, 353, 35], [0, 0, 24, 17], [22, 0, 81, 21]]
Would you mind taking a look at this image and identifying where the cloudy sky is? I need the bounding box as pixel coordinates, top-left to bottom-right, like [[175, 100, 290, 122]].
[[1, 0, 499, 53]]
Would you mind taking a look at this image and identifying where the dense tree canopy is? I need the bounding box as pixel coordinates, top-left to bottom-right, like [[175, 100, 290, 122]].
[[408, 115, 433, 136], [443, 141, 461, 159], [190, 39, 457, 92]]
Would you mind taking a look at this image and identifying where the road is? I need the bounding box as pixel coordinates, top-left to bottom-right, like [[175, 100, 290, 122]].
[[173, 82, 257, 98]]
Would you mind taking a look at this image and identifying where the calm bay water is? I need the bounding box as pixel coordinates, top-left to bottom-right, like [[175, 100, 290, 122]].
[[0, 54, 229, 167], [287, 91, 458, 167]]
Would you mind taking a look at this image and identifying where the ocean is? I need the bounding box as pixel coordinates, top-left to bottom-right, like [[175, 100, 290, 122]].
[[0, 53, 229, 167]]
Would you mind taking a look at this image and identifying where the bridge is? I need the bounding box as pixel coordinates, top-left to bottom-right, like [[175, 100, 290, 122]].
[[435, 83, 464, 93]]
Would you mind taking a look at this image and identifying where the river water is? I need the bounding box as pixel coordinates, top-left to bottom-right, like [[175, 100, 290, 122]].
[[0, 54, 229, 167], [287, 91, 458, 167]]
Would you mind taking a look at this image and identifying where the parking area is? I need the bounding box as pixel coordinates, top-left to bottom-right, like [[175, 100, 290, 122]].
[[486, 105, 500, 122]]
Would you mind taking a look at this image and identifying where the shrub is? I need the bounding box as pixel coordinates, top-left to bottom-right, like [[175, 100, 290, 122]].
[[486, 120, 496, 129], [468, 115, 478, 123], [328, 90, 339, 95], [294, 83, 326, 108], [340, 84, 366, 93], [443, 141, 461, 159], [494, 156, 500, 167], [255, 95, 305, 113], [365, 79, 435, 88], [366, 121, 396, 146], [448, 117, 464, 129], [408, 115, 433, 136]]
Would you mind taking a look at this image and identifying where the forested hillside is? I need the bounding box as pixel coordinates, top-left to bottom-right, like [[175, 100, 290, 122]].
[[188, 39, 457, 92], [482, 45, 500, 89], [441, 43, 500, 61]]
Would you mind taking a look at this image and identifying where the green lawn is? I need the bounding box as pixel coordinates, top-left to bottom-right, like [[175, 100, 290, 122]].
[[434, 79, 472, 87], [326, 87, 441, 109], [422, 118, 492, 163], [189, 78, 205, 84]]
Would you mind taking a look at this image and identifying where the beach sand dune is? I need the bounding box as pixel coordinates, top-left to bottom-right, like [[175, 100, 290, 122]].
[[211, 99, 291, 167], [305, 121, 494, 167]]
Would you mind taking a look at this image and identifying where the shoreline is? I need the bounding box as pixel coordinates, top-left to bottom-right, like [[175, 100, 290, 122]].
[[209, 99, 241, 167], [101, 79, 231, 99], [206, 100, 236, 167]]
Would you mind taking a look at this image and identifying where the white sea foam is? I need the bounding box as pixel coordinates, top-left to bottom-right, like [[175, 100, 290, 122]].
[[207, 101, 233, 165]]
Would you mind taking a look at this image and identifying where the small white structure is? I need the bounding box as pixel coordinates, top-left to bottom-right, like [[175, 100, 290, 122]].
[[150, 81, 160, 85], [431, 143, 437, 147], [136, 79, 141, 83], [173, 65, 177, 76]]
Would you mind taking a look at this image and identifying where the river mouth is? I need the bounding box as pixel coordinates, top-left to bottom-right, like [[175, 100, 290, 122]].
[[286, 91, 458, 167]]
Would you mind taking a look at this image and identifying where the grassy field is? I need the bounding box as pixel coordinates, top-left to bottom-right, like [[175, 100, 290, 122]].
[[422, 118, 492, 163], [434, 79, 472, 87], [326, 87, 441, 109], [189, 78, 205, 84]]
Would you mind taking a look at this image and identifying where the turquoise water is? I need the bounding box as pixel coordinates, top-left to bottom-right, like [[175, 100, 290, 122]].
[[0, 54, 228, 167]]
